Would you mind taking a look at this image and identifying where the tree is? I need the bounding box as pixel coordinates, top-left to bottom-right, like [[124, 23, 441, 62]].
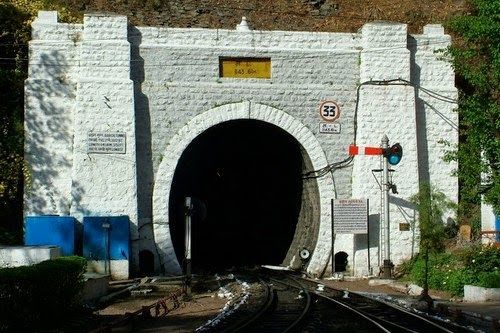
[[0, 1, 79, 243], [445, 0, 500, 220], [411, 183, 456, 305], [0, 2, 30, 243]]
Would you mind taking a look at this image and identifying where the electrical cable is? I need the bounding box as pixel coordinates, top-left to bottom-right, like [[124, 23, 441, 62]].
[[301, 78, 458, 180]]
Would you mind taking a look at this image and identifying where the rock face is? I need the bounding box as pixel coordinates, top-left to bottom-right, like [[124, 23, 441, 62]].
[[71, 0, 465, 34], [25, 11, 457, 277]]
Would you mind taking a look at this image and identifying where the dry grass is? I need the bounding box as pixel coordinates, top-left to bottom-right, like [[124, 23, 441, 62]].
[[65, 0, 468, 33]]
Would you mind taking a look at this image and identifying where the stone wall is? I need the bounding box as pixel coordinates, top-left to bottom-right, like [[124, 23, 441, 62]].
[[25, 11, 458, 277]]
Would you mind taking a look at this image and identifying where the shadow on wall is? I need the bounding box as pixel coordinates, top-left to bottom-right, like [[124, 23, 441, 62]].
[[409, 35, 458, 186], [25, 49, 78, 215], [390, 195, 418, 258], [409, 36, 430, 186], [129, 26, 153, 229], [129, 26, 157, 275], [354, 213, 380, 252]]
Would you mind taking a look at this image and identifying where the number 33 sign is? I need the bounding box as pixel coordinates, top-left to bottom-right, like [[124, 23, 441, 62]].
[[319, 100, 340, 122]]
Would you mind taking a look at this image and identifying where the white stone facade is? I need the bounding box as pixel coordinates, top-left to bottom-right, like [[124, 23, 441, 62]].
[[0, 246, 61, 268], [25, 11, 458, 277]]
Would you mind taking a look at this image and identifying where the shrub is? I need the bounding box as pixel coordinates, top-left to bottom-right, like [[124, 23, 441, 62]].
[[444, 269, 476, 296], [0, 256, 86, 331], [401, 246, 500, 296], [477, 271, 500, 289]]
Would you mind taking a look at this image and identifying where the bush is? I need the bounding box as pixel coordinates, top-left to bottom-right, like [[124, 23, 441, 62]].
[[401, 246, 500, 296], [477, 271, 500, 289], [0, 256, 86, 331]]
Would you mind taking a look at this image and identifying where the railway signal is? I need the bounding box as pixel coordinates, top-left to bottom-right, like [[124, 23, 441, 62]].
[[348, 136, 403, 278], [384, 143, 403, 165]]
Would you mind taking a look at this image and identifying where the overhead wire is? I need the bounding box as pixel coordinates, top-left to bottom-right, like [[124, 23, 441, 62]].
[[302, 78, 458, 180], [4, 21, 456, 181]]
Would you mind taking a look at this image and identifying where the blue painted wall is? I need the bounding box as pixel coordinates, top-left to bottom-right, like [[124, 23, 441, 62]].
[[83, 216, 130, 260], [25, 216, 77, 256], [496, 215, 500, 242]]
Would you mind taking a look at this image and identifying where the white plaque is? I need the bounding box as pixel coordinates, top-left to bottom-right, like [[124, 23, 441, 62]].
[[333, 198, 368, 234], [319, 122, 341, 134], [87, 132, 126, 154]]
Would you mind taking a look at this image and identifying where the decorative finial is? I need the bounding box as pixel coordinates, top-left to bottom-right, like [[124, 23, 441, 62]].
[[236, 17, 251, 31]]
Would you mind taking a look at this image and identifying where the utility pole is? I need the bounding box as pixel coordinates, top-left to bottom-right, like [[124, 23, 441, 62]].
[[348, 136, 402, 278], [381, 135, 393, 278], [184, 197, 193, 300]]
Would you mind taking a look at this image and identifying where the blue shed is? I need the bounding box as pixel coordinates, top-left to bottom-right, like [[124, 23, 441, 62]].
[[496, 215, 500, 242], [25, 216, 78, 256], [83, 216, 130, 261]]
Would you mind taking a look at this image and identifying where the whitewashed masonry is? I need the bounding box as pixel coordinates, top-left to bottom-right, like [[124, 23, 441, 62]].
[[25, 11, 458, 277]]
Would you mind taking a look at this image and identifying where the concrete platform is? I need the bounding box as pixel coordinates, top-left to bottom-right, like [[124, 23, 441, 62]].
[[0, 245, 60, 268], [82, 273, 110, 303], [464, 285, 500, 302]]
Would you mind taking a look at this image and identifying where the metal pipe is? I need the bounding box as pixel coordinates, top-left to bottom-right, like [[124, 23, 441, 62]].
[[381, 135, 392, 278], [103, 218, 111, 275], [184, 197, 192, 299]]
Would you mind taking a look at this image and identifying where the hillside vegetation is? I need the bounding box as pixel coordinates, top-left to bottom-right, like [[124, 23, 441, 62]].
[[40, 0, 467, 33]]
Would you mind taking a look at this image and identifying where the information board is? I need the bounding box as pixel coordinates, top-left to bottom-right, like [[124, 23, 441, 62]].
[[219, 57, 271, 79], [333, 198, 368, 234], [87, 132, 126, 154], [319, 122, 341, 134]]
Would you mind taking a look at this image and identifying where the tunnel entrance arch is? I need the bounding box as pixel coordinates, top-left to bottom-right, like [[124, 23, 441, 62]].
[[152, 102, 334, 275], [169, 119, 304, 272]]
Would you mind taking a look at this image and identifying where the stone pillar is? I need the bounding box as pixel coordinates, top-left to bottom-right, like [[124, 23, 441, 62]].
[[352, 22, 420, 275], [70, 13, 138, 277], [25, 11, 80, 216]]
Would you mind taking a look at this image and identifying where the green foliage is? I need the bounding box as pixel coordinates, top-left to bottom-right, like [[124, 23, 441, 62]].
[[0, 2, 30, 235], [0, 0, 79, 239], [0, 227, 22, 245], [0, 256, 87, 331], [403, 246, 500, 295], [410, 183, 456, 253], [445, 0, 500, 216]]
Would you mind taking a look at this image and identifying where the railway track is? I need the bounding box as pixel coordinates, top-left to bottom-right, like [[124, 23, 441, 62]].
[[199, 269, 475, 332]]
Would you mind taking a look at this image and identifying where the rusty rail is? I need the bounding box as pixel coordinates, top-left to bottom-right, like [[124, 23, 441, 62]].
[[89, 287, 185, 333]]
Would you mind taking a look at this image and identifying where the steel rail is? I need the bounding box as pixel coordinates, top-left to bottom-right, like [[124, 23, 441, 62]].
[[314, 292, 392, 332], [294, 274, 462, 333], [268, 276, 312, 333], [358, 294, 456, 333], [218, 277, 274, 333]]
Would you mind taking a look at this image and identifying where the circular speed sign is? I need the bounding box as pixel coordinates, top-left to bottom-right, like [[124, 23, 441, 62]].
[[319, 100, 340, 122]]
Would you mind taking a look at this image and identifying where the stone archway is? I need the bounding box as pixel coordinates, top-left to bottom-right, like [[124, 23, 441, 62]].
[[152, 101, 334, 275]]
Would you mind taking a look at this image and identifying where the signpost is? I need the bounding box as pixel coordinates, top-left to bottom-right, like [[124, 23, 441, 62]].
[[319, 100, 340, 122], [319, 123, 341, 134], [333, 199, 368, 234], [332, 198, 369, 274]]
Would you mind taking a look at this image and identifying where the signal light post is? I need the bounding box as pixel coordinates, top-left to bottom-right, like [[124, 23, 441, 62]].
[[381, 135, 392, 278], [348, 135, 402, 279]]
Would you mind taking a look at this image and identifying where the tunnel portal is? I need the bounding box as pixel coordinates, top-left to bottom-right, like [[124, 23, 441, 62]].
[[169, 119, 304, 272]]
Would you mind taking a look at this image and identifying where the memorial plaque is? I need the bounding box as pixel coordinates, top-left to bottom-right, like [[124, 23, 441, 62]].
[[87, 132, 126, 154], [219, 57, 271, 79], [333, 198, 368, 234]]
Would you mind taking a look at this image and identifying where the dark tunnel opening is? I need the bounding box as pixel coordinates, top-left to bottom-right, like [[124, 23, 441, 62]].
[[169, 119, 304, 272]]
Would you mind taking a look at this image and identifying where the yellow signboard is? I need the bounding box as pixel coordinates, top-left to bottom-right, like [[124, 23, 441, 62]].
[[220, 58, 271, 79]]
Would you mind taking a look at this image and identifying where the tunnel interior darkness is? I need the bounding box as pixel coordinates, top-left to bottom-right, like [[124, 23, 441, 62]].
[[169, 119, 304, 272]]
